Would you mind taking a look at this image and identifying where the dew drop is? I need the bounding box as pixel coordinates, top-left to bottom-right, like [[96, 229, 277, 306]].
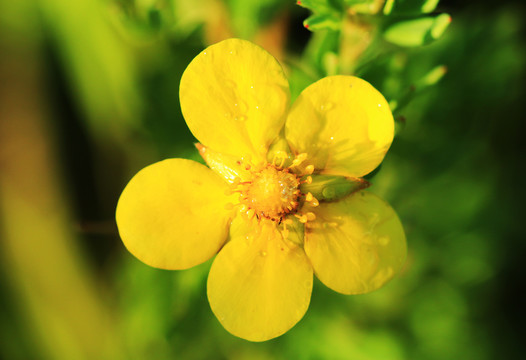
[[260, 251, 267, 257], [255, 105, 259, 110], [234, 115, 247, 122], [203, 51, 207, 55], [330, 136, 334, 141], [378, 103, 382, 107], [368, 213, 380, 227], [320, 102, 334, 111], [378, 236, 390, 246], [250, 85, 254, 89]]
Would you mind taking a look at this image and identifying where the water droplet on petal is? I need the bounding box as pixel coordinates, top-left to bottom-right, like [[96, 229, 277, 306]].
[[260, 251, 267, 257], [378, 103, 382, 107], [321, 102, 334, 111], [235, 115, 247, 122], [378, 236, 390, 246]]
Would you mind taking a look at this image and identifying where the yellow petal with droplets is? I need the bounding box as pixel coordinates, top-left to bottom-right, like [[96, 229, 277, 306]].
[[285, 76, 394, 177], [208, 217, 312, 341], [116, 159, 232, 270], [305, 191, 406, 294], [180, 39, 290, 163]]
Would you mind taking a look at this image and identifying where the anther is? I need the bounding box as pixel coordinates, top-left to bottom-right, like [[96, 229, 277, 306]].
[[306, 212, 316, 221], [296, 214, 308, 223], [304, 165, 314, 175], [302, 176, 312, 184], [310, 197, 319, 207]]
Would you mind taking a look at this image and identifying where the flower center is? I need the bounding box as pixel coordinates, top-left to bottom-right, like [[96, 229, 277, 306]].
[[225, 153, 320, 228], [243, 165, 300, 221]]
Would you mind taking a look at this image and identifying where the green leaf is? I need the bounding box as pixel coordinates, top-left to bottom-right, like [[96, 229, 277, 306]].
[[345, 0, 385, 15], [297, 0, 343, 13], [304, 13, 341, 31], [383, 0, 440, 15], [383, 13, 451, 47]]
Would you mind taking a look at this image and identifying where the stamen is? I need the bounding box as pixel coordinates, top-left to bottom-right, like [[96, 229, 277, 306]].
[[296, 214, 308, 223], [302, 176, 312, 184], [227, 154, 322, 223], [306, 212, 316, 221]]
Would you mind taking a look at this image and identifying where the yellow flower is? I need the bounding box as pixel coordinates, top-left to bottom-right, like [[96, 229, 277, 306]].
[[116, 39, 406, 342]]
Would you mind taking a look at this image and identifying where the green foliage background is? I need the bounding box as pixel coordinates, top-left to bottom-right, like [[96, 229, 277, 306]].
[[0, 0, 524, 359]]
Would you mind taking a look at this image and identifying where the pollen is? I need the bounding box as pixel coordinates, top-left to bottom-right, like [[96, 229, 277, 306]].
[[241, 165, 300, 221], [226, 153, 320, 225]]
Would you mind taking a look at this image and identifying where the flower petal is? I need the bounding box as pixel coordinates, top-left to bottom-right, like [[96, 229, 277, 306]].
[[207, 217, 313, 341], [180, 39, 290, 163], [304, 191, 406, 295], [116, 159, 232, 270], [196, 143, 251, 183], [285, 76, 394, 177]]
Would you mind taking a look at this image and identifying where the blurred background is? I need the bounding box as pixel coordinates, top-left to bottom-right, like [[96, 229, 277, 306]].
[[1, 0, 525, 359]]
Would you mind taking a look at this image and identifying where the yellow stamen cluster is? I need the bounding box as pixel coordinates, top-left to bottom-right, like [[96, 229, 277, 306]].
[[243, 165, 300, 221], [227, 153, 320, 227]]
